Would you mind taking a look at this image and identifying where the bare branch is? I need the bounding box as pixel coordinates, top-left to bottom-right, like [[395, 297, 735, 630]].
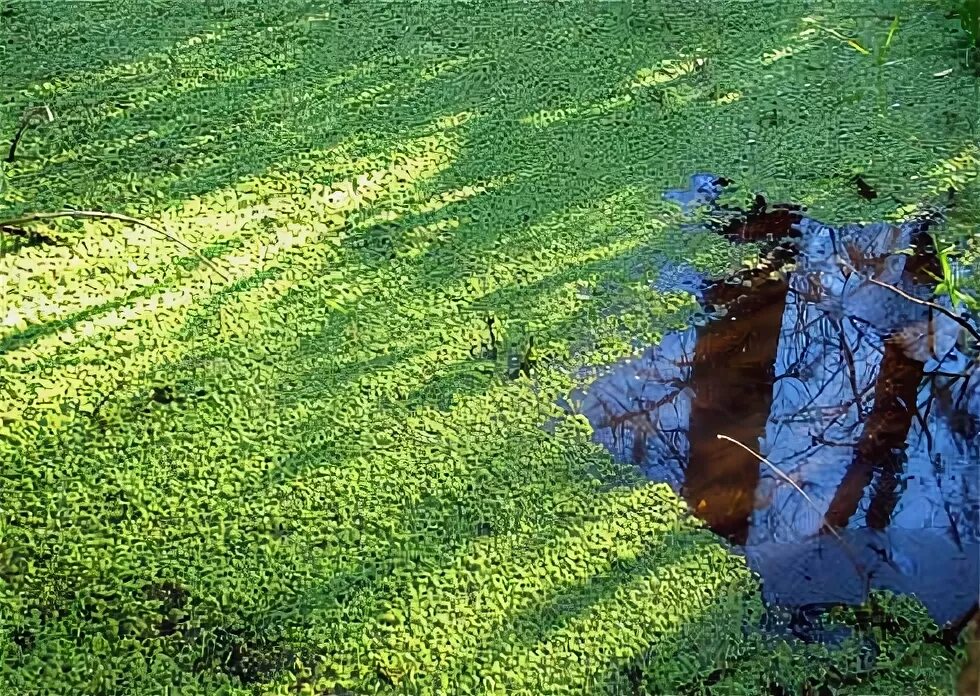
[[837, 256, 980, 345], [0, 210, 229, 280], [864, 275, 980, 344]]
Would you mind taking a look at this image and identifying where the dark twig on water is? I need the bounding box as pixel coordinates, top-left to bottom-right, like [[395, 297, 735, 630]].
[[0, 223, 58, 246], [7, 120, 32, 163], [0, 210, 229, 280], [6, 105, 54, 163]]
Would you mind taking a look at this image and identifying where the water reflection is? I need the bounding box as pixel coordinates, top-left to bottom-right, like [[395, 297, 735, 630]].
[[569, 174, 980, 628]]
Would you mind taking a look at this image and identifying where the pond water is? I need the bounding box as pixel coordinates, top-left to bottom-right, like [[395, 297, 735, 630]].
[[566, 173, 980, 632]]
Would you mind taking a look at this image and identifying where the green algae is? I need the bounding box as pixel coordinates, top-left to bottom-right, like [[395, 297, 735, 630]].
[[0, 1, 976, 693]]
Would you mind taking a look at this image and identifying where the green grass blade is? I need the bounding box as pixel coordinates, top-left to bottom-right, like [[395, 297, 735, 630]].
[[884, 15, 900, 52]]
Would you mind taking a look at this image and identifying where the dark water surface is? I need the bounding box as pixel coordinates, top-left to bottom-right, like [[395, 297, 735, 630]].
[[568, 174, 980, 630]]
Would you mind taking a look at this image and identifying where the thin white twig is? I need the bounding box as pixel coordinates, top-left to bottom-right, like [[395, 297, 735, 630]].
[[716, 433, 868, 584], [716, 434, 842, 542]]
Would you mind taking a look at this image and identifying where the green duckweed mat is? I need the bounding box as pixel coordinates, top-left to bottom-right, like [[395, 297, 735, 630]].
[[1, 1, 977, 693]]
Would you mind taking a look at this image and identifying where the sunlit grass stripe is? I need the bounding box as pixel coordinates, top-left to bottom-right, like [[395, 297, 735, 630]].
[[0, 138, 461, 438], [5, 4, 317, 113], [454, 539, 747, 695], [363, 483, 692, 687], [0, 130, 456, 346]]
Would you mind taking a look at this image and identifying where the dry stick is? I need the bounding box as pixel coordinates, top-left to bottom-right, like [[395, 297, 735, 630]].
[[0, 210, 229, 281], [715, 433, 869, 588], [716, 434, 842, 543]]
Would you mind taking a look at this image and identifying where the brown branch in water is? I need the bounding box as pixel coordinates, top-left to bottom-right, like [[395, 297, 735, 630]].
[[0, 210, 229, 280], [863, 275, 980, 344]]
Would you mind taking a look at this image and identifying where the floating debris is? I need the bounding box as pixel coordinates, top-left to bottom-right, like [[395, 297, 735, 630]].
[[853, 174, 878, 201]]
